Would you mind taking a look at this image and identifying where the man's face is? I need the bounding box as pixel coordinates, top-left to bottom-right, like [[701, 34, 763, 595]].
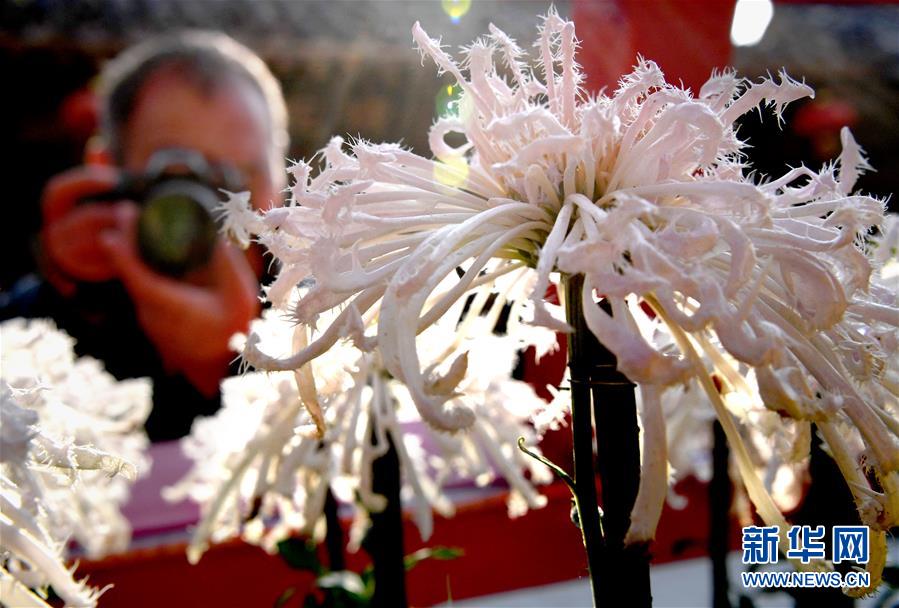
[[121, 69, 285, 212]]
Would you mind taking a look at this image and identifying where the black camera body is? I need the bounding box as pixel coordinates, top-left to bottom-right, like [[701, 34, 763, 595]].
[[84, 149, 244, 277]]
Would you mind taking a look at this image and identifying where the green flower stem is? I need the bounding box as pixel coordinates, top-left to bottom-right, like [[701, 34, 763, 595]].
[[517, 437, 576, 493]]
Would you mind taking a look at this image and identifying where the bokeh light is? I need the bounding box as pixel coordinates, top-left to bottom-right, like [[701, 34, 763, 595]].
[[730, 0, 774, 47], [433, 154, 470, 188], [442, 0, 472, 24], [435, 83, 463, 118]]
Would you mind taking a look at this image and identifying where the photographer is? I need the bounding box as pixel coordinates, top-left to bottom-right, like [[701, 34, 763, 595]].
[[1, 31, 288, 440]]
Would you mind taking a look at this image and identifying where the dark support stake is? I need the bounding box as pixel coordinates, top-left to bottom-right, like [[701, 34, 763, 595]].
[[794, 427, 855, 608], [566, 273, 605, 608], [591, 298, 652, 608], [323, 488, 346, 572], [710, 421, 732, 608], [365, 431, 408, 608], [565, 275, 651, 607]]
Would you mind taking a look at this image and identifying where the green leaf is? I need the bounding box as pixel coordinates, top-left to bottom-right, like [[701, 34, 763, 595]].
[[404, 546, 464, 571], [360, 565, 376, 599], [274, 587, 297, 608], [277, 538, 322, 573]]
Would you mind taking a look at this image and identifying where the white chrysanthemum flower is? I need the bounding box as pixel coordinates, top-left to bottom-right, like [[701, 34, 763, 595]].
[[218, 11, 898, 591], [217, 190, 264, 249], [628, 301, 807, 514], [168, 291, 557, 563], [1, 319, 151, 607]]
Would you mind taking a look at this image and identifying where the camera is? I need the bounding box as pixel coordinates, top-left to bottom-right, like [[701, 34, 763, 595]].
[[83, 149, 245, 277]]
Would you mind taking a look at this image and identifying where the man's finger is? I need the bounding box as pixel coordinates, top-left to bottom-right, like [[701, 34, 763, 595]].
[[45, 205, 123, 281], [42, 165, 121, 225]]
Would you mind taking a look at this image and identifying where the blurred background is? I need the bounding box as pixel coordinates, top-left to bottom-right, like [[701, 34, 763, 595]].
[[2, 0, 898, 290], [1, 2, 899, 605]]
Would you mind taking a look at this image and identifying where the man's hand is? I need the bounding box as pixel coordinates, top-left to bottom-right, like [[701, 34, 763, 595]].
[[98, 203, 259, 395], [41, 165, 259, 396], [42, 165, 124, 285]]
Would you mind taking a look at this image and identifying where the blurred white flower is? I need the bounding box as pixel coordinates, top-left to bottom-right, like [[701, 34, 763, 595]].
[[169, 293, 557, 563], [1, 318, 151, 607], [870, 213, 899, 294], [216, 10, 898, 589]]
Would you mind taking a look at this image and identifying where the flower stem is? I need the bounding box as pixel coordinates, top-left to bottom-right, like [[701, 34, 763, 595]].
[[365, 430, 408, 608], [564, 274, 652, 607]]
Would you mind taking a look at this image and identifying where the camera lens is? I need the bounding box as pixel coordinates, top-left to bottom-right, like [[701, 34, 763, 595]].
[[136, 180, 219, 277]]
